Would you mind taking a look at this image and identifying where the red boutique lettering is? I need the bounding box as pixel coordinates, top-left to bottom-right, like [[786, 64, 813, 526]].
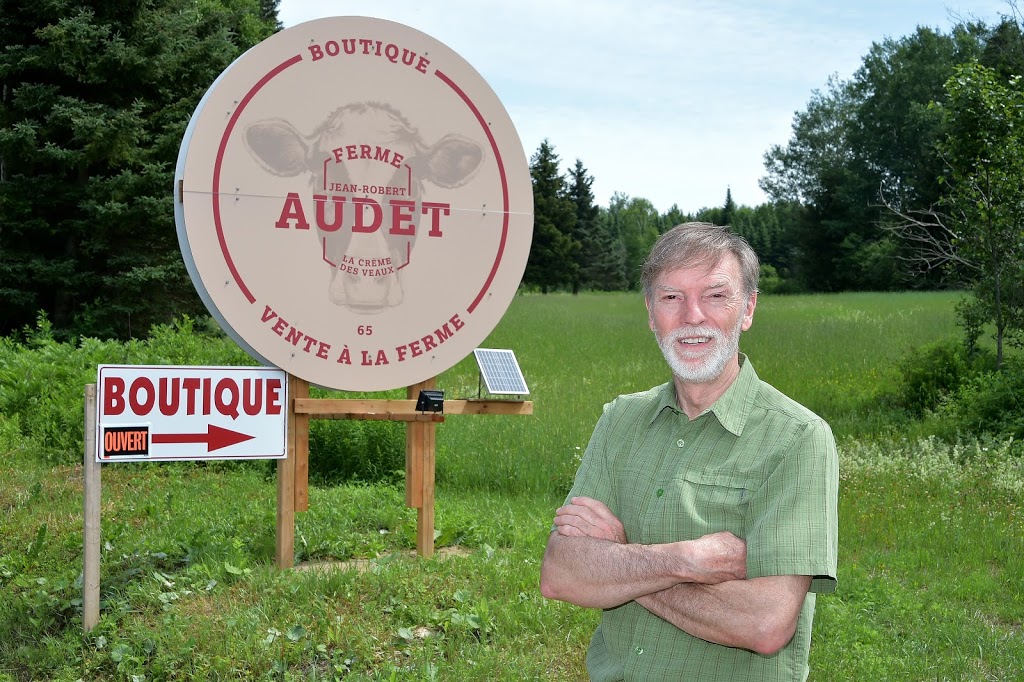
[[307, 39, 430, 74], [102, 375, 283, 419]]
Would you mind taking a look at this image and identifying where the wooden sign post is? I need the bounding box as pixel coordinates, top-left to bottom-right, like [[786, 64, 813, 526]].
[[83, 384, 101, 632], [275, 374, 532, 567]]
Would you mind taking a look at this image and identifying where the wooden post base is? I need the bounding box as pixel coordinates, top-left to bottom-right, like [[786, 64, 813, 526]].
[[277, 374, 532, 565]]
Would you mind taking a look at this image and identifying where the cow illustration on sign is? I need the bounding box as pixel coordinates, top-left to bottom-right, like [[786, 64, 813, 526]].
[[244, 101, 483, 313]]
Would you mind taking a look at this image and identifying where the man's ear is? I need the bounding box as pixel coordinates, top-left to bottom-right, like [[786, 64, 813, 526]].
[[741, 291, 758, 332]]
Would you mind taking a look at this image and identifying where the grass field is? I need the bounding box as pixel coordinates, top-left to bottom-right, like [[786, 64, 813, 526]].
[[2, 290, 1022, 681], [438, 290, 963, 495]]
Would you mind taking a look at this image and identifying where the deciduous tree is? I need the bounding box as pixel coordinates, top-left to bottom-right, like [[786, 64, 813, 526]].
[[607, 193, 659, 290], [887, 61, 1024, 366], [761, 26, 986, 291]]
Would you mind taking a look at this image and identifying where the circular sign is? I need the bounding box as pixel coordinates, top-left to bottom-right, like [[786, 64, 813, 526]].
[[174, 16, 533, 391]]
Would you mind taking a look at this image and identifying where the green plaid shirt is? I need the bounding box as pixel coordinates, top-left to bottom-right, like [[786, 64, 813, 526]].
[[564, 356, 838, 681]]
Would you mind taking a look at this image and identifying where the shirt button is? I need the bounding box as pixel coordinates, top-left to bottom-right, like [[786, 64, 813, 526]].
[[676, 439, 685, 448], [656, 488, 664, 497]]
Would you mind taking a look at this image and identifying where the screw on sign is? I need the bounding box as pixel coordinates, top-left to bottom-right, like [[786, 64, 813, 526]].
[[95, 366, 288, 462]]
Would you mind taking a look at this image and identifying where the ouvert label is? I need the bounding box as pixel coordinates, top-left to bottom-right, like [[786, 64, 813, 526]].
[[174, 17, 534, 391]]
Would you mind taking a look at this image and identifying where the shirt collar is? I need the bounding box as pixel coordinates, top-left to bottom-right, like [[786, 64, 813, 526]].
[[649, 353, 759, 436]]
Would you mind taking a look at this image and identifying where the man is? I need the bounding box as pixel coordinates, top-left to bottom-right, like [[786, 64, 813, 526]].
[[540, 223, 838, 681]]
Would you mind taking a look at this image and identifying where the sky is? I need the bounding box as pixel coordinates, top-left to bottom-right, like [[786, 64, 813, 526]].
[[276, 0, 1013, 214]]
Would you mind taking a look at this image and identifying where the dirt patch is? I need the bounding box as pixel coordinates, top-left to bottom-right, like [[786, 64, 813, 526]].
[[295, 545, 473, 574]]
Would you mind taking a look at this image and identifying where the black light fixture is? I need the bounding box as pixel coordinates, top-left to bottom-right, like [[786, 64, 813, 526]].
[[415, 389, 445, 413]]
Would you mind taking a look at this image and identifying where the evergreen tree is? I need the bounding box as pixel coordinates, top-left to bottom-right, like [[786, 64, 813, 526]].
[[693, 205, 724, 225], [524, 140, 576, 293], [566, 159, 599, 294], [586, 208, 628, 291], [260, 0, 284, 29], [0, 0, 279, 339], [660, 205, 689, 232], [722, 187, 736, 226]]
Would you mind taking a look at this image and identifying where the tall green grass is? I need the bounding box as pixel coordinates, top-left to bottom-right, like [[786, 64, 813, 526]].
[[436, 290, 964, 497]]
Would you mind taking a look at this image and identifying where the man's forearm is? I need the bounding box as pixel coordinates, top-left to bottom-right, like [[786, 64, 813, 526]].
[[539, 533, 692, 608], [636, 574, 812, 656]]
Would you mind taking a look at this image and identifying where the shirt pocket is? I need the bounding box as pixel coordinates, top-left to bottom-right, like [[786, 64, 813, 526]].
[[654, 470, 756, 542]]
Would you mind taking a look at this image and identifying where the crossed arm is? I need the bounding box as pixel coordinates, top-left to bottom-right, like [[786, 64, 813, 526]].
[[539, 496, 811, 656]]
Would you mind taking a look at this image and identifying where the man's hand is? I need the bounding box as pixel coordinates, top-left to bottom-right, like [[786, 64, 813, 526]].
[[681, 530, 747, 583], [551, 496, 746, 583], [553, 496, 627, 543]]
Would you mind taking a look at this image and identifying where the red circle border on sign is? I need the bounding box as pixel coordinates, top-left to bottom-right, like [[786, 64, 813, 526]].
[[209, 53, 513, 316]]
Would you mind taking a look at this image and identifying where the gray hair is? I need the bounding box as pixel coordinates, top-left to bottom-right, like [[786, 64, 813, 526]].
[[640, 222, 759, 301]]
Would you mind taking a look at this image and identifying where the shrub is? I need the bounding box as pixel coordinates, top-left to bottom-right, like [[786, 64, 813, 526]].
[[892, 337, 994, 417], [932, 357, 1024, 440], [757, 264, 804, 295], [0, 317, 114, 463]]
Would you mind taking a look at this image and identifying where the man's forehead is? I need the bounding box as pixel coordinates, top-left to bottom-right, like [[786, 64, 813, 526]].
[[656, 253, 742, 288]]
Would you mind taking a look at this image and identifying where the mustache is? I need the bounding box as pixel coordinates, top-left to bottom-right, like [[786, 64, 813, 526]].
[[657, 326, 726, 344]]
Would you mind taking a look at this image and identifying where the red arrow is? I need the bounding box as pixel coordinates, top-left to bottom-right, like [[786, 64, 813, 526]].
[[151, 424, 255, 452]]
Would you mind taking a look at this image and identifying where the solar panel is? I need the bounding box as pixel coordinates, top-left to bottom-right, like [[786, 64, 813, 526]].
[[473, 348, 530, 396]]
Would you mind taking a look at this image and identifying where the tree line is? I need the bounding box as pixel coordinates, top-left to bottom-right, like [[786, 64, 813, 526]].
[[1, 2, 1022, 345], [524, 141, 802, 295]]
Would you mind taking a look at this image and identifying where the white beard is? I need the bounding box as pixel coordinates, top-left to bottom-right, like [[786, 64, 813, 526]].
[[655, 317, 743, 384]]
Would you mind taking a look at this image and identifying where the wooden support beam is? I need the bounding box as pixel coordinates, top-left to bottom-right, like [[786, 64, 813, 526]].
[[295, 398, 533, 417], [290, 375, 310, 512], [405, 380, 437, 557], [276, 379, 297, 568], [301, 410, 445, 423], [404, 380, 434, 510], [415, 417, 436, 558]]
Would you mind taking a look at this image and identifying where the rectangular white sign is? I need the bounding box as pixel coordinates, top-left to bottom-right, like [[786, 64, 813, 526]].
[[95, 365, 288, 462]]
